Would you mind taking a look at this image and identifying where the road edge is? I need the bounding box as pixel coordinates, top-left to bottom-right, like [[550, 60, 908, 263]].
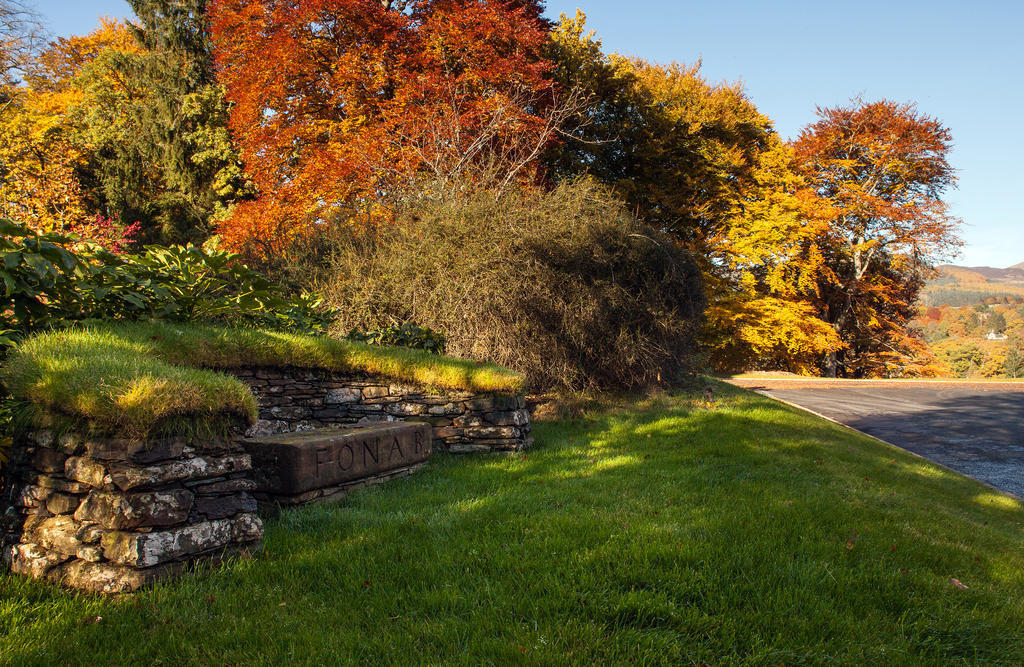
[[746, 388, 1023, 501]]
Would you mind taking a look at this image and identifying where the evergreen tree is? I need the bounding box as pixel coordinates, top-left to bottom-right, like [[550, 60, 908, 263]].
[[90, 1, 251, 244]]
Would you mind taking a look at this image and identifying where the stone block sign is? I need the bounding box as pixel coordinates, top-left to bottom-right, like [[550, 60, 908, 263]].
[[242, 422, 431, 506], [230, 367, 532, 453], [1, 431, 263, 593]]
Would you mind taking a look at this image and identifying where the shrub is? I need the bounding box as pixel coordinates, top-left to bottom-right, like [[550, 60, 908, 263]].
[[0, 219, 337, 345], [346, 323, 447, 355], [317, 180, 705, 391]]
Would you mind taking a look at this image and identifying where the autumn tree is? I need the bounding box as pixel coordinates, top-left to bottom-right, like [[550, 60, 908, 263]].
[[209, 0, 559, 256], [548, 14, 842, 373], [793, 99, 961, 376], [0, 0, 44, 89], [0, 19, 135, 232], [548, 14, 774, 252]]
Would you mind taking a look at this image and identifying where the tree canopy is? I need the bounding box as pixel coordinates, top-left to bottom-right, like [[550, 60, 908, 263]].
[[794, 99, 961, 376], [209, 0, 558, 257]]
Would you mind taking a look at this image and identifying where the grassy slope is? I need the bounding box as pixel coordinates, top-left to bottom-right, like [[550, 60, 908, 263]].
[[2, 383, 1022, 664]]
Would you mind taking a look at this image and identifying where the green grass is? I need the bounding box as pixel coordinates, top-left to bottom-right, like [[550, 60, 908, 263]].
[[1, 322, 525, 437], [2, 383, 1023, 664], [2, 328, 258, 439]]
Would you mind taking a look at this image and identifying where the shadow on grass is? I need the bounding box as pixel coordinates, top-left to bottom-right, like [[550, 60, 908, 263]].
[[2, 385, 1023, 663]]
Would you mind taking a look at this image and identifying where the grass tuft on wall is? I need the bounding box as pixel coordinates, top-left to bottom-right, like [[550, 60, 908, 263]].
[[2, 322, 524, 438]]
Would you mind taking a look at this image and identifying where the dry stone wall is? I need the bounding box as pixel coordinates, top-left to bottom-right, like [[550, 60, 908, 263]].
[[1, 431, 263, 593], [232, 367, 532, 453]]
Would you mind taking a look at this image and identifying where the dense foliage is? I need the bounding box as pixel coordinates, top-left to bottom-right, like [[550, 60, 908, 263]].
[[547, 15, 842, 375], [0, 219, 335, 345], [208, 0, 557, 256], [0, 5, 966, 380], [913, 301, 1024, 377], [345, 323, 447, 356], [318, 180, 705, 391]]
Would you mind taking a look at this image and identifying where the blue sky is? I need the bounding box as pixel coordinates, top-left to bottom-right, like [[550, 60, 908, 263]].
[[34, 0, 1024, 267]]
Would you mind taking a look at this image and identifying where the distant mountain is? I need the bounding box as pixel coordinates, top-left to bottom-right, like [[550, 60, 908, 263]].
[[935, 264, 1024, 282], [923, 263, 1024, 306]]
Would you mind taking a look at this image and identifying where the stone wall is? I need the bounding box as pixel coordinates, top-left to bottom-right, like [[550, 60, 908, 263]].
[[1, 431, 263, 593], [232, 367, 532, 453]]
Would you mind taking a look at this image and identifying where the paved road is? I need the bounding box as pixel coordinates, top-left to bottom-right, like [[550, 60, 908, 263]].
[[727, 378, 1024, 497]]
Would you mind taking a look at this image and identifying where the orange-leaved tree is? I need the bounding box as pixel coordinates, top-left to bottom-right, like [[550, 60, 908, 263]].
[[0, 18, 141, 233], [208, 0, 559, 257], [793, 99, 961, 377]]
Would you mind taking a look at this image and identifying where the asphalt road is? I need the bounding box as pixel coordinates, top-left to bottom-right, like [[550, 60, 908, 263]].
[[727, 378, 1024, 498]]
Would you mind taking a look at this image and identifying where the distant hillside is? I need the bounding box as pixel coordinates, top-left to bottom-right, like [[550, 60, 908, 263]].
[[935, 264, 1024, 282], [922, 262, 1024, 306]]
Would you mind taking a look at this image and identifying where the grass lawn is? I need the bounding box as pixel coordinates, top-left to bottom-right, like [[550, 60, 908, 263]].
[[2, 382, 1022, 664]]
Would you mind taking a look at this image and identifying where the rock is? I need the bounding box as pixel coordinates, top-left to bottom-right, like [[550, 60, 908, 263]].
[[83, 437, 184, 463], [453, 415, 485, 428], [464, 426, 520, 439], [361, 386, 390, 399], [77, 523, 106, 544], [269, 406, 308, 420], [7, 542, 70, 578], [387, 402, 426, 416], [325, 387, 362, 404], [51, 560, 168, 594], [27, 430, 54, 447], [33, 448, 67, 474], [65, 457, 110, 487], [108, 454, 251, 491], [31, 515, 82, 556], [242, 423, 431, 496], [35, 475, 88, 494], [76, 545, 103, 562], [13, 484, 46, 508], [74, 489, 193, 530], [484, 409, 531, 426], [189, 477, 256, 494], [245, 419, 290, 438], [193, 494, 258, 520], [45, 492, 80, 515], [101, 514, 263, 568], [56, 432, 86, 455]]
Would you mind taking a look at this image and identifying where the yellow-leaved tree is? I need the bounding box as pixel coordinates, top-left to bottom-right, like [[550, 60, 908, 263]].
[[549, 12, 843, 374]]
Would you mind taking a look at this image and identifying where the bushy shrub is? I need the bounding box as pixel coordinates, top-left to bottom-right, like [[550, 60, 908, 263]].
[[0, 219, 337, 345], [318, 180, 705, 390], [346, 323, 447, 355]]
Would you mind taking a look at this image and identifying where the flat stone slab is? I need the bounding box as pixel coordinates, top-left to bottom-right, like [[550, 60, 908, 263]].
[[242, 423, 432, 503]]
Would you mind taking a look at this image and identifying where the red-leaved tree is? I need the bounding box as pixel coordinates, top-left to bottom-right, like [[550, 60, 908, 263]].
[[793, 99, 961, 377], [208, 0, 559, 256]]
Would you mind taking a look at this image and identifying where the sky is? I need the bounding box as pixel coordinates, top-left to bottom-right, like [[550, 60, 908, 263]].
[[32, 0, 1024, 267]]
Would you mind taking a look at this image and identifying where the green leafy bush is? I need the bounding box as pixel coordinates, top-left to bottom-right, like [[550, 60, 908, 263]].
[[346, 323, 447, 355], [0, 219, 337, 344], [0, 220, 80, 342], [318, 180, 705, 390]]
